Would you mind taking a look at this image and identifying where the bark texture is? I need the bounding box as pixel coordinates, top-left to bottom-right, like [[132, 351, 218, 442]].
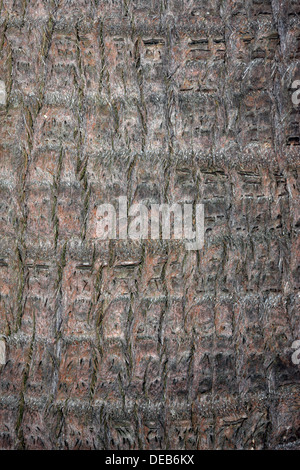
[[0, 0, 299, 450]]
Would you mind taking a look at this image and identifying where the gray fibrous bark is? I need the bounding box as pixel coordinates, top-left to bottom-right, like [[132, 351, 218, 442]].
[[0, 0, 299, 450]]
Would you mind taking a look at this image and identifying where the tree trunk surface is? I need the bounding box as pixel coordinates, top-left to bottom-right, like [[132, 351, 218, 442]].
[[0, 0, 299, 450]]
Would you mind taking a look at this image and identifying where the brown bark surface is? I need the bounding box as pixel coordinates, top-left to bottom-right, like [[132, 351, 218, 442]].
[[0, 0, 299, 450]]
